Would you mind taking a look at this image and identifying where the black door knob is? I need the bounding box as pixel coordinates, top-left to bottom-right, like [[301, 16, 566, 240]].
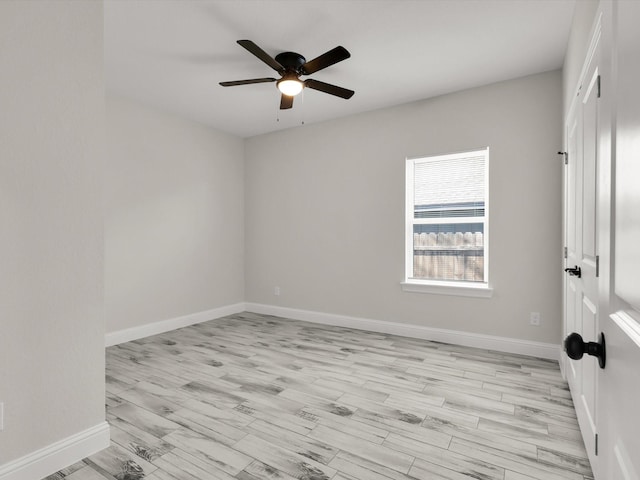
[[564, 332, 606, 369], [564, 265, 582, 278]]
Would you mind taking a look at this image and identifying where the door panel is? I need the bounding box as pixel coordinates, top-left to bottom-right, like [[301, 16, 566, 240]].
[[580, 295, 597, 433], [567, 119, 578, 257], [565, 112, 579, 385], [566, 281, 578, 379], [582, 73, 599, 261]]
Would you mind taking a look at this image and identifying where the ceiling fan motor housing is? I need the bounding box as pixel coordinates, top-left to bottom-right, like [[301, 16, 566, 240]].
[[274, 52, 306, 74]]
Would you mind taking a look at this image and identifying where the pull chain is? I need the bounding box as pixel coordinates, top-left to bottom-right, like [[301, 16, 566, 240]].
[[275, 90, 306, 126]]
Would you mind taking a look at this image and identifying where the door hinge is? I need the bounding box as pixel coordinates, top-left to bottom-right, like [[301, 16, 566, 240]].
[[595, 433, 599, 456], [597, 75, 601, 98], [564, 246, 568, 259], [596, 255, 600, 277], [558, 151, 568, 164]]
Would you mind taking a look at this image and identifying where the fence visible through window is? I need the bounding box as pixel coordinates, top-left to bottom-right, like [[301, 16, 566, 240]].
[[412, 230, 484, 281]]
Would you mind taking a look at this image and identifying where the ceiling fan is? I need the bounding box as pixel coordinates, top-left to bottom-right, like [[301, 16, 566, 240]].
[[219, 40, 354, 110]]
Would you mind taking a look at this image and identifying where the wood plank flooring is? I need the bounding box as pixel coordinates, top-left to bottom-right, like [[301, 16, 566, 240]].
[[45, 312, 594, 480]]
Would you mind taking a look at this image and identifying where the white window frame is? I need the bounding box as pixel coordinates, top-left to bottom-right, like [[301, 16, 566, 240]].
[[401, 148, 493, 298]]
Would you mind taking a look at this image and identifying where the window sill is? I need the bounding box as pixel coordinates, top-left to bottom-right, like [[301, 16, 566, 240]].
[[400, 280, 493, 298]]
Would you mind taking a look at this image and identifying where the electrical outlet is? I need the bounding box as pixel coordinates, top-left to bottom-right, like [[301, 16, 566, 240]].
[[530, 312, 541, 326], [274, 286, 280, 296], [0, 402, 4, 431]]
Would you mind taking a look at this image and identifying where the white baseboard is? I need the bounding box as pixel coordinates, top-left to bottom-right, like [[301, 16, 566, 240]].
[[0, 422, 110, 480], [105, 301, 561, 359], [105, 303, 245, 347], [245, 303, 561, 361]]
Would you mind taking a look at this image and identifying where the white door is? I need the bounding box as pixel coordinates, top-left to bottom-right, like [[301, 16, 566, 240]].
[[564, 39, 601, 473], [564, 2, 640, 479], [598, 0, 640, 478]]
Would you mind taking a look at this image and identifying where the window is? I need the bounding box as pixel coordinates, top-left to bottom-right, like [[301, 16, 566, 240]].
[[403, 148, 491, 297]]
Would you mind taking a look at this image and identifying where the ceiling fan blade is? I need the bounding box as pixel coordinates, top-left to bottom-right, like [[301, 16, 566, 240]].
[[304, 79, 354, 99], [237, 40, 285, 73], [302, 46, 351, 75], [280, 94, 294, 110], [219, 78, 276, 87]]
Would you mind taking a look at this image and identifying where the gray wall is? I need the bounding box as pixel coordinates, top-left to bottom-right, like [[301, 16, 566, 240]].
[[105, 96, 245, 333], [0, 1, 106, 464], [245, 70, 563, 344]]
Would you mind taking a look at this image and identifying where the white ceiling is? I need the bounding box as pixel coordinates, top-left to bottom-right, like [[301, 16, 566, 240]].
[[104, 0, 576, 138]]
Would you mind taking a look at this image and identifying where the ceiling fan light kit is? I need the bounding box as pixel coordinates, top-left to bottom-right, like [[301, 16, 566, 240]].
[[277, 74, 303, 96], [220, 39, 354, 110]]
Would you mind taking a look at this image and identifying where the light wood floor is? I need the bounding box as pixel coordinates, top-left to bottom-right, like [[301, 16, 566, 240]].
[[45, 312, 593, 480]]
